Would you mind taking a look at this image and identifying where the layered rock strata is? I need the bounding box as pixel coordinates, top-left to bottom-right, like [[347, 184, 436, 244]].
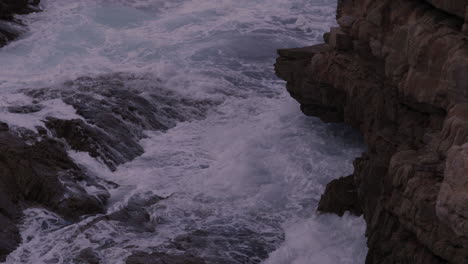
[[275, 0, 468, 263]]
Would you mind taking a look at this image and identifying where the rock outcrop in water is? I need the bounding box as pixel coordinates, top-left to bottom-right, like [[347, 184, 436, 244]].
[[0, 122, 110, 261], [276, 0, 468, 263], [26, 74, 216, 171], [0, 0, 41, 47], [0, 73, 217, 260]]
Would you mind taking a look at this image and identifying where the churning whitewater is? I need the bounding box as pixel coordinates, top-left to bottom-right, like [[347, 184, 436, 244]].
[[0, 0, 367, 263]]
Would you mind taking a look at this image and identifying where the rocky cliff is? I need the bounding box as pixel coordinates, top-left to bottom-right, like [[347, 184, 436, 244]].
[[275, 0, 468, 263]]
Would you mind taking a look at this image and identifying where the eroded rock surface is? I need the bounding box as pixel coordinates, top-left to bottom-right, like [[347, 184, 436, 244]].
[[276, 0, 468, 263]]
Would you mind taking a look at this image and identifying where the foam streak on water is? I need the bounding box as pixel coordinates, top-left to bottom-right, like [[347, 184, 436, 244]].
[[0, 0, 367, 263]]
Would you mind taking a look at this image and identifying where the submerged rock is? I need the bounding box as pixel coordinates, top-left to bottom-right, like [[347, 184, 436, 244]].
[[7, 104, 43, 114], [126, 252, 206, 264], [167, 227, 277, 264], [107, 192, 163, 232], [276, 0, 468, 263]]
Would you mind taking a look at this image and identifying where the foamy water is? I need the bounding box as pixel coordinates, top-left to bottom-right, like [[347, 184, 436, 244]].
[[0, 0, 367, 263]]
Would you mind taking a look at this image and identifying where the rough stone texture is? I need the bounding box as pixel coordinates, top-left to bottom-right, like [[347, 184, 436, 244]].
[[317, 175, 362, 216], [276, 0, 468, 263], [437, 143, 468, 237], [0, 0, 41, 47], [0, 122, 109, 261]]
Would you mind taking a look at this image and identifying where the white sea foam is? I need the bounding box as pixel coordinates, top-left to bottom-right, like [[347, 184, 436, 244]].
[[0, 0, 368, 263], [0, 93, 82, 131]]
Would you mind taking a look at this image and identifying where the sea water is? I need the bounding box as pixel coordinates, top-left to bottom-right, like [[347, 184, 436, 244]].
[[0, 0, 367, 263]]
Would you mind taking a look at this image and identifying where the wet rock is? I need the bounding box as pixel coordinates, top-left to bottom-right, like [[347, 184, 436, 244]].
[[7, 104, 43, 113], [0, 128, 109, 260], [27, 73, 216, 171], [75, 248, 101, 264], [45, 117, 144, 171], [168, 227, 278, 264], [107, 192, 163, 232], [0, 73, 216, 259], [0, 213, 20, 262], [0, 21, 22, 44], [0, 121, 8, 131], [126, 252, 206, 264], [0, 0, 39, 18], [276, 0, 468, 263], [0, 0, 41, 47], [317, 175, 362, 216]]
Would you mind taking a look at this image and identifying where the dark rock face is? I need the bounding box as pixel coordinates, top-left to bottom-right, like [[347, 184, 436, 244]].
[[126, 252, 207, 264], [317, 175, 362, 216], [0, 0, 41, 47], [0, 122, 109, 261], [276, 0, 468, 263]]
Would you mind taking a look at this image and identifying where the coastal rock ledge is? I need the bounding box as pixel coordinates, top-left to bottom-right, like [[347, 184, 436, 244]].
[[275, 0, 468, 263]]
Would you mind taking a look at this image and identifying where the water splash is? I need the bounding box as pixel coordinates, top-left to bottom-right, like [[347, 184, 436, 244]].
[[0, 0, 367, 263]]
